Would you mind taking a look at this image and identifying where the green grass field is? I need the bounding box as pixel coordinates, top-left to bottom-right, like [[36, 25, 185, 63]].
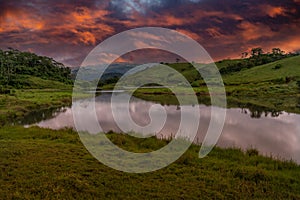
[[1, 126, 300, 199]]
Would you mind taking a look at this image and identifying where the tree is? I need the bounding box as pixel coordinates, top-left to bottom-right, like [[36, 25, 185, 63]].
[[272, 48, 284, 55], [251, 47, 263, 57], [241, 52, 248, 58]]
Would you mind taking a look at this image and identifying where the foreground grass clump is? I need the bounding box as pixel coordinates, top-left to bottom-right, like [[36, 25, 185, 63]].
[[1, 126, 300, 199]]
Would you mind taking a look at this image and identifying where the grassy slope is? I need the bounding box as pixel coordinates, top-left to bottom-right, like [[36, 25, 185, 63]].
[[223, 56, 300, 84], [10, 75, 72, 89], [0, 126, 300, 199]]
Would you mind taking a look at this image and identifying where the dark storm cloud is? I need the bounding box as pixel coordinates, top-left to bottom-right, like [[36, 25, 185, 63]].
[[108, 0, 202, 15], [0, 0, 299, 66]]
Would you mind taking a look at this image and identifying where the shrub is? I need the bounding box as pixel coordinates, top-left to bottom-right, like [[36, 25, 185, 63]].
[[296, 80, 300, 89], [246, 148, 259, 157], [0, 87, 11, 94], [273, 64, 282, 70], [285, 76, 295, 83]]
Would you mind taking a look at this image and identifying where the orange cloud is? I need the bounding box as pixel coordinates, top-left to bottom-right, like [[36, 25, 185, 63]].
[[58, 7, 114, 44], [123, 9, 243, 27], [261, 5, 288, 17], [162, 15, 186, 25], [72, 7, 93, 23], [281, 37, 300, 52], [115, 57, 130, 63], [0, 10, 44, 33], [187, 9, 243, 24], [0, 6, 115, 46], [70, 7, 110, 24], [175, 29, 202, 41], [76, 31, 96, 45], [205, 27, 223, 38], [238, 21, 275, 41], [269, 28, 300, 53]]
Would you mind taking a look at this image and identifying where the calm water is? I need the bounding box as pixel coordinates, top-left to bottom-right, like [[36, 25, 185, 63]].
[[25, 93, 300, 163]]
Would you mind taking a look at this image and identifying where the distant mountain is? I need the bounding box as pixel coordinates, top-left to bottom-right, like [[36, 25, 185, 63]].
[[71, 63, 138, 81]]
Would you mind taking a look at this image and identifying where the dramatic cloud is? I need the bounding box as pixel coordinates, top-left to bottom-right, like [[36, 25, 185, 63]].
[[0, 0, 299, 66]]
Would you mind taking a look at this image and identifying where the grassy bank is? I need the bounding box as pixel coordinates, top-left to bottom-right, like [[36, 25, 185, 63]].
[[0, 126, 299, 199], [132, 83, 300, 114], [0, 88, 71, 125]]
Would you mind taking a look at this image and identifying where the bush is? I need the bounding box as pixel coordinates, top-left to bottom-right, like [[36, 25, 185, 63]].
[[246, 148, 259, 157], [234, 167, 270, 183], [273, 64, 282, 70], [0, 87, 11, 94], [297, 81, 300, 89], [285, 76, 295, 83]]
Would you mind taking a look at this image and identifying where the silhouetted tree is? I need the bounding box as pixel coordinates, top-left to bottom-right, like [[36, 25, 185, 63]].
[[251, 47, 263, 57], [241, 52, 248, 58], [272, 48, 283, 55]]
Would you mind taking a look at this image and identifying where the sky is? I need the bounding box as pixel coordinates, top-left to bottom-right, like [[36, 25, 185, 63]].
[[0, 0, 299, 67]]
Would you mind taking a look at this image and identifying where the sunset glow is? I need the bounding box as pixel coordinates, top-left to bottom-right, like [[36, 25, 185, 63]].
[[0, 0, 299, 66]]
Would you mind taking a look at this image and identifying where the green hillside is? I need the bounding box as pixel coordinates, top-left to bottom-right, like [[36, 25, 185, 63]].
[[166, 55, 300, 86], [0, 49, 73, 89], [223, 55, 300, 84]]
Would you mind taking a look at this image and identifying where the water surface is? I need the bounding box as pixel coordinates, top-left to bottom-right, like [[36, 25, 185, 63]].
[[26, 93, 300, 163]]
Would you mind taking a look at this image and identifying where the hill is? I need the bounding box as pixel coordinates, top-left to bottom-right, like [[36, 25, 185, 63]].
[[223, 55, 300, 85], [0, 49, 73, 90], [164, 54, 300, 86], [72, 63, 137, 82]]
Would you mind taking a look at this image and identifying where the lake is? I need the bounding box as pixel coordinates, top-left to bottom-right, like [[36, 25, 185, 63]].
[[24, 92, 300, 163]]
